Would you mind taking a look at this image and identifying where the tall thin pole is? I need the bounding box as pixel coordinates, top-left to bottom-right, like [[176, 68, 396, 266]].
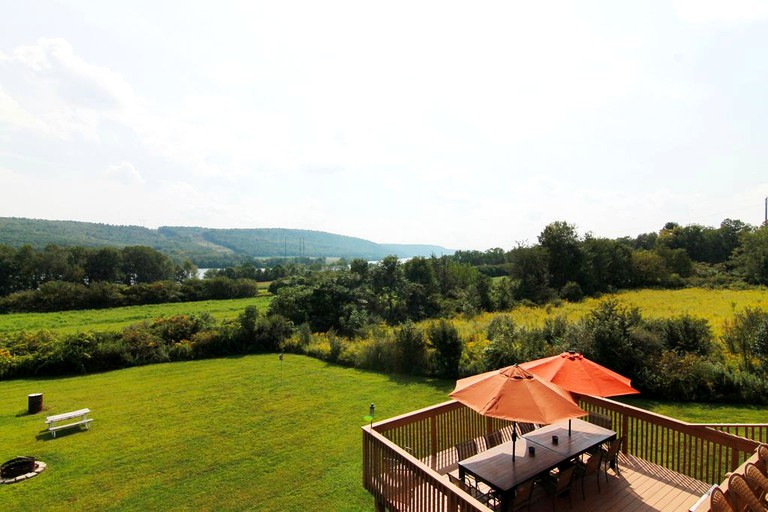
[[764, 197, 767, 225]]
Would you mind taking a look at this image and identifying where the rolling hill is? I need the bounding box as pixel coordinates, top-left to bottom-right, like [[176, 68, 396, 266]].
[[0, 217, 453, 264]]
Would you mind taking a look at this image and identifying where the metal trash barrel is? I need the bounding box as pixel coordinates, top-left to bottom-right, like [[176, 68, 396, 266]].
[[28, 393, 43, 414]]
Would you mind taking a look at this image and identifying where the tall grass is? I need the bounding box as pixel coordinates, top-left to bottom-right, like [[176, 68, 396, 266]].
[[460, 288, 768, 338]]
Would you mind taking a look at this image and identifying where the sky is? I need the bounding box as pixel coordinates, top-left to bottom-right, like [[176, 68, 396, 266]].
[[1, 1, 767, 251]]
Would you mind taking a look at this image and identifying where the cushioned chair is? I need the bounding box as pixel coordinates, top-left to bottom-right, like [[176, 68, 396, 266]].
[[728, 473, 767, 512], [484, 430, 503, 450], [744, 463, 768, 503], [710, 485, 735, 512], [575, 448, 603, 499]]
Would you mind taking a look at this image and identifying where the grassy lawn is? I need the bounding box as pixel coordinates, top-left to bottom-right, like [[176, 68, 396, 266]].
[[619, 397, 768, 424], [0, 354, 451, 511], [3, 354, 768, 510], [0, 296, 272, 335]]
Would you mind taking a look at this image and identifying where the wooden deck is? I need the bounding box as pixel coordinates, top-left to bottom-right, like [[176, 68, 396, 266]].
[[523, 453, 711, 512]]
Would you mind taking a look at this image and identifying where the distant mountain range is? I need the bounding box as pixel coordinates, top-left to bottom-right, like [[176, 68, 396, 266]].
[[0, 217, 453, 265]]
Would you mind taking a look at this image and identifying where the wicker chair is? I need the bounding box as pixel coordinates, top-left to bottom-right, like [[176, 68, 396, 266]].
[[728, 473, 767, 512], [517, 422, 537, 436], [575, 448, 603, 499], [511, 477, 535, 512], [448, 473, 500, 511], [455, 439, 478, 461], [543, 464, 576, 512], [757, 444, 768, 476], [744, 463, 768, 503], [602, 435, 625, 481], [710, 486, 735, 512], [588, 411, 613, 430], [484, 430, 503, 450]]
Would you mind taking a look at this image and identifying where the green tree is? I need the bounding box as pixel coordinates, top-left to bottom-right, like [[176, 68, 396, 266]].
[[731, 225, 768, 285], [538, 221, 582, 290], [85, 247, 124, 283], [121, 246, 175, 284], [509, 246, 552, 303]]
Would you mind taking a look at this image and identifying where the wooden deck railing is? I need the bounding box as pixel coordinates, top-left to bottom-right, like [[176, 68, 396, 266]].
[[577, 396, 762, 485], [363, 396, 767, 511], [362, 423, 490, 511]]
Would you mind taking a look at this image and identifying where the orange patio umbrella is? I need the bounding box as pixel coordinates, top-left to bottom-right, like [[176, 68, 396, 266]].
[[449, 364, 586, 460], [519, 351, 639, 397]]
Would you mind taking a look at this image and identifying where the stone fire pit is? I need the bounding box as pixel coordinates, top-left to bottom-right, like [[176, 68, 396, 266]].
[[0, 456, 47, 484]]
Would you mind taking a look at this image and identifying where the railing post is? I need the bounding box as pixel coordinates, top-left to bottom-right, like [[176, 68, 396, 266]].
[[622, 412, 630, 455], [431, 413, 437, 464]]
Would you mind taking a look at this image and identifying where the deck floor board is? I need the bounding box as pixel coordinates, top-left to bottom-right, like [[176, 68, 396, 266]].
[[524, 454, 711, 512]]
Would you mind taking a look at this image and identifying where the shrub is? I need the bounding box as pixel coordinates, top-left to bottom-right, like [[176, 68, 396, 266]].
[[428, 320, 462, 378], [394, 322, 426, 374]]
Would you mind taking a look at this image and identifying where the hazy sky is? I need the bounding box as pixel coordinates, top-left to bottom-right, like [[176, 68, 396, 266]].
[[1, 1, 767, 250]]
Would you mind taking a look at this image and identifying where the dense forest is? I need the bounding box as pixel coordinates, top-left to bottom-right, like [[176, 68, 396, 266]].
[[0, 217, 451, 263]]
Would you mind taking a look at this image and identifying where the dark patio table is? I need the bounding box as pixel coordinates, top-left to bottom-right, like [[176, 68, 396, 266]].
[[458, 418, 615, 511]]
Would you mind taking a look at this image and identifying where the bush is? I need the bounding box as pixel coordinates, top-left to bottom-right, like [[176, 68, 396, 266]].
[[560, 281, 584, 302], [394, 322, 426, 374], [659, 315, 713, 356], [428, 320, 462, 378]]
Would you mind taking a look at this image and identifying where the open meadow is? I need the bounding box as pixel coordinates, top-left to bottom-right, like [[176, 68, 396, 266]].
[[457, 287, 768, 339], [0, 296, 271, 335], [2, 288, 768, 340]]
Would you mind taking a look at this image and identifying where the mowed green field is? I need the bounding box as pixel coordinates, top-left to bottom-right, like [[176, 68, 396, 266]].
[[3, 355, 768, 511], [0, 354, 451, 511], [0, 296, 272, 335]]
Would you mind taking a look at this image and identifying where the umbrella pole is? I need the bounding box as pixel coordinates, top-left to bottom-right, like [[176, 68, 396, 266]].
[[512, 421, 517, 462], [569, 419, 572, 436]]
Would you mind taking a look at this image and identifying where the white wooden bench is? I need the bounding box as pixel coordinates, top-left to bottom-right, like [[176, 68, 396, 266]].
[[45, 408, 93, 438]]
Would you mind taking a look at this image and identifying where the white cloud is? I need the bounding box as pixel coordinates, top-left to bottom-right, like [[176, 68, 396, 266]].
[[0, 86, 49, 133], [105, 161, 145, 186], [674, 0, 768, 23]]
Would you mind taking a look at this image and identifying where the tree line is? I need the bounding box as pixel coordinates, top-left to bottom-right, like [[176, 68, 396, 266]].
[[456, 218, 767, 302], [0, 245, 253, 312]]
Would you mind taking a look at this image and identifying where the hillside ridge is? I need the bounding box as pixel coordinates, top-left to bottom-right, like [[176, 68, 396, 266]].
[[0, 217, 453, 263]]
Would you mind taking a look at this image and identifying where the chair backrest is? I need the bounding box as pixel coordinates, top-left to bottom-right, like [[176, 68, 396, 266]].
[[512, 477, 534, 508], [605, 436, 622, 460], [588, 411, 613, 430], [517, 422, 537, 436], [585, 447, 603, 474], [710, 486, 735, 512], [728, 473, 764, 512], [455, 439, 478, 461], [757, 444, 768, 475], [744, 463, 768, 502], [556, 465, 576, 493], [484, 430, 503, 450], [448, 473, 472, 494]]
